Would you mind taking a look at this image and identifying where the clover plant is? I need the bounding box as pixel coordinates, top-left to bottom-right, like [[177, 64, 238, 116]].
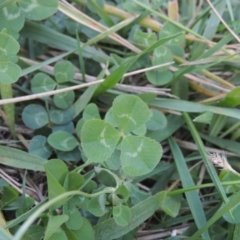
[[80, 94, 163, 177], [15, 92, 166, 238]]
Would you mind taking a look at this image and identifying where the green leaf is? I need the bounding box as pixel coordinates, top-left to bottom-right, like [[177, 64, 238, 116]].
[[124, 182, 151, 205], [28, 135, 52, 159], [104, 107, 117, 127], [45, 159, 68, 185], [146, 109, 167, 131], [104, 149, 121, 171], [152, 45, 173, 71], [50, 106, 75, 125], [132, 124, 146, 136], [233, 223, 240, 240], [138, 92, 157, 104], [0, 61, 21, 83], [53, 88, 75, 110], [146, 69, 173, 86], [22, 104, 48, 129], [73, 85, 98, 118], [93, 191, 166, 240], [64, 172, 84, 191], [223, 196, 240, 224], [52, 122, 74, 134], [94, 167, 119, 188], [31, 72, 56, 94], [54, 60, 75, 83], [88, 196, 108, 217], [56, 148, 81, 162], [0, 31, 20, 59], [193, 112, 214, 124], [81, 119, 121, 163], [113, 206, 131, 226], [6, 200, 47, 229], [71, 218, 94, 240], [133, 30, 157, 47], [121, 136, 162, 177], [115, 185, 129, 203], [19, 0, 58, 21], [159, 22, 185, 47], [63, 202, 83, 230], [0, 145, 47, 171], [161, 195, 181, 218], [48, 131, 79, 152], [0, 3, 25, 33], [146, 45, 173, 85], [44, 160, 68, 210], [25, 225, 45, 240], [83, 103, 101, 121], [1, 186, 18, 208], [112, 95, 150, 133], [48, 228, 68, 240], [146, 114, 184, 142], [44, 214, 68, 240], [219, 87, 240, 107]]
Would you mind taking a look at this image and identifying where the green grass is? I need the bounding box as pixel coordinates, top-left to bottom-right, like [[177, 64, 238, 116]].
[[1, 1, 240, 239]]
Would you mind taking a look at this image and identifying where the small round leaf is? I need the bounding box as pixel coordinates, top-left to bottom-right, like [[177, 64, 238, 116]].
[[113, 206, 131, 226], [223, 200, 240, 224], [0, 4, 25, 33], [83, 103, 101, 121], [53, 89, 75, 109], [81, 119, 120, 163], [28, 135, 52, 159], [31, 73, 56, 94], [50, 106, 74, 125], [22, 104, 48, 129], [52, 122, 74, 134], [152, 45, 173, 71], [146, 109, 167, 131], [146, 69, 173, 86], [121, 136, 162, 176], [0, 32, 20, 58], [88, 196, 108, 217], [0, 62, 21, 84], [56, 148, 81, 162], [104, 107, 117, 127], [48, 131, 79, 151], [54, 60, 75, 83], [112, 95, 150, 133], [19, 0, 58, 21]]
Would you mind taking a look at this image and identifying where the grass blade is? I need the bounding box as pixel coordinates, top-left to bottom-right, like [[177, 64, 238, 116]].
[[0, 145, 47, 171], [182, 112, 228, 203], [168, 137, 210, 240], [151, 98, 240, 120], [190, 190, 240, 240]]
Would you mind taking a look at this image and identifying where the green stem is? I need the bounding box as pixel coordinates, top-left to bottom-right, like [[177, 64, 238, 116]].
[[13, 188, 115, 240], [167, 179, 240, 196]]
